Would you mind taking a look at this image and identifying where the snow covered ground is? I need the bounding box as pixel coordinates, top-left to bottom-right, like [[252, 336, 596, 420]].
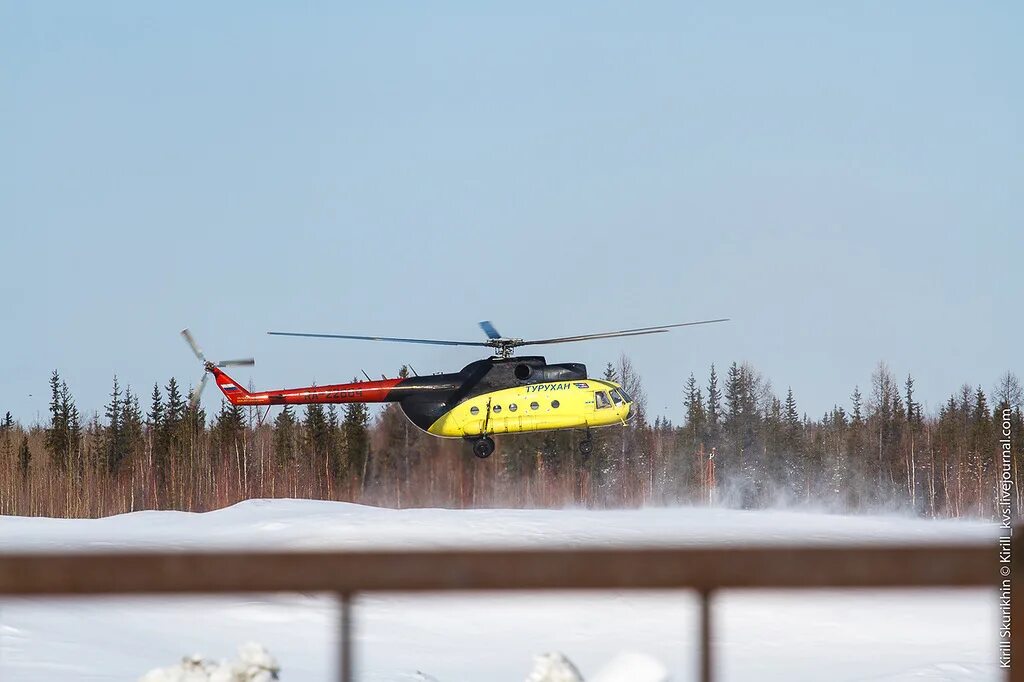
[[0, 501, 997, 681]]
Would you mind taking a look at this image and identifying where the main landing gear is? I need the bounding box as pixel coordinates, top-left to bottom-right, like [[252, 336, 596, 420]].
[[578, 432, 593, 459], [472, 436, 496, 459]]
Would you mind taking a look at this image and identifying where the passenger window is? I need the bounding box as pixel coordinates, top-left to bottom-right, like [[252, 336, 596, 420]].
[[470, 406, 479, 415], [493, 405, 502, 414], [509, 403, 518, 412], [551, 400, 560, 409], [530, 401, 539, 410], [610, 389, 624, 406], [595, 391, 611, 409]]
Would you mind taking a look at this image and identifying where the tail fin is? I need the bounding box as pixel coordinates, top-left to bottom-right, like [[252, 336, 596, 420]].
[[211, 367, 250, 405]]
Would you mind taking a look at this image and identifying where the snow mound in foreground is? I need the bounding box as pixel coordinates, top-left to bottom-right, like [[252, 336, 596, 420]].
[[139, 642, 279, 682], [525, 652, 584, 681], [591, 652, 669, 682], [522, 650, 666, 682]]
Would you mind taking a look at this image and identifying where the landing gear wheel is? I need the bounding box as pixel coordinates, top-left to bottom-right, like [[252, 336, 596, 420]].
[[473, 436, 495, 459], [578, 438, 593, 458]]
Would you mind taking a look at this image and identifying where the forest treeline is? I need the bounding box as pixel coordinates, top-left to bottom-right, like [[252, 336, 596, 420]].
[[1, 358, 1021, 519]]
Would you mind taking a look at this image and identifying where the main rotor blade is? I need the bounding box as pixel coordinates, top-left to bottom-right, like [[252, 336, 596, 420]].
[[180, 328, 206, 362], [520, 318, 730, 346], [190, 372, 209, 411], [267, 331, 491, 347], [478, 320, 502, 340], [217, 358, 255, 367]]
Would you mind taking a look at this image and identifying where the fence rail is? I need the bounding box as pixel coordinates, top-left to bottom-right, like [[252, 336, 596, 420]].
[[0, 539, 1010, 681]]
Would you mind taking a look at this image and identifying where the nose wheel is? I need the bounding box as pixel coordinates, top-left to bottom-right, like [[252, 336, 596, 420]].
[[472, 436, 496, 459]]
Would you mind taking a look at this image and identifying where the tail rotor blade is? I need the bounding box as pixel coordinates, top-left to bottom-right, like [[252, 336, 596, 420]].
[[181, 329, 206, 363]]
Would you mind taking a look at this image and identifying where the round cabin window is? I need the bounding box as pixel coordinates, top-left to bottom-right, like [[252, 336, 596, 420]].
[[509, 403, 517, 412], [530, 402, 539, 410], [470, 406, 479, 416], [551, 400, 560, 408], [493, 405, 502, 414]]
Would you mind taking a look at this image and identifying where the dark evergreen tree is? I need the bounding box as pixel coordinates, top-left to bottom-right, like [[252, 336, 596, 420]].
[[2, 411, 13, 466], [783, 387, 801, 448], [303, 400, 329, 464], [121, 386, 143, 468], [60, 380, 81, 471], [148, 382, 169, 492], [161, 377, 186, 483], [148, 383, 164, 430], [905, 375, 921, 426], [165, 378, 185, 427], [18, 436, 31, 481], [273, 405, 298, 465], [342, 393, 370, 484], [104, 375, 128, 474], [214, 399, 246, 469], [45, 370, 69, 470], [326, 403, 343, 481], [706, 364, 722, 446], [602, 362, 619, 384], [970, 386, 993, 514], [682, 373, 705, 449]]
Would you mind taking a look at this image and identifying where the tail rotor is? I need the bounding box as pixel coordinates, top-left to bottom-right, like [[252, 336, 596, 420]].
[[180, 328, 255, 409]]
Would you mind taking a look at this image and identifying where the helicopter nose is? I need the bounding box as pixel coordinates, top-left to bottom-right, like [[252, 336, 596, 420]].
[[623, 401, 633, 422]]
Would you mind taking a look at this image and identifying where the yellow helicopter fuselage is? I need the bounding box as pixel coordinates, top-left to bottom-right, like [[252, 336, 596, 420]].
[[426, 379, 630, 437]]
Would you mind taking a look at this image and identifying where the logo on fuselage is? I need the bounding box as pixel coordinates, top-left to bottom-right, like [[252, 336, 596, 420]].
[[525, 382, 573, 393]]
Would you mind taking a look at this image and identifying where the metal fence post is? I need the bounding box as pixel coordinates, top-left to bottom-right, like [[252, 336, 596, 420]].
[[339, 592, 353, 682], [699, 589, 713, 682]]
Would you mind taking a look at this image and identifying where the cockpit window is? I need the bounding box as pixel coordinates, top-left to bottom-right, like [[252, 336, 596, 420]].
[[595, 391, 611, 409], [617, 387, 632, 403], [610, 389, 624, 405]]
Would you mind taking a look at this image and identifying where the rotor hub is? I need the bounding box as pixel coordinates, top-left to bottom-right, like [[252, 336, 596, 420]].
[[486, 338, 523, 359]]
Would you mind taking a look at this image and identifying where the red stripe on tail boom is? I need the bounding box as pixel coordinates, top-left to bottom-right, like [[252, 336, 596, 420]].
[[211, 367, 402, 406]]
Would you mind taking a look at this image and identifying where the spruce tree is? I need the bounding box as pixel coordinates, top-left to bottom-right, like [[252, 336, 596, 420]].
[[212, 398, 245, 479], [121, 386, 143, 466], [683, 373, 705, 448], [303, 401, 329, 463], [342, 395, 370, 484], [164, 378, 185, 430], [326, 403, 343, 480], [60, 380, 81, 470], [904, 375, 920, 426], [148, 382, 169, 491], [782, 387, 805, 497], [2, 411, 13, 466], [970, 386, 993, 512], [148, 383, 164, 430], [18, 436, 31, 481], [273, 405, 297, 465], [104, 375, 127, 474], [602, 362, 619, 384], [45, 370, 69, 470], [706, 364, 721, 445], [163, 377, 185, 462]]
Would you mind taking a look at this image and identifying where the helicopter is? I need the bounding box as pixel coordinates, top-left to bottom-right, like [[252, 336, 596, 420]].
[[181, 318, 727, 459]]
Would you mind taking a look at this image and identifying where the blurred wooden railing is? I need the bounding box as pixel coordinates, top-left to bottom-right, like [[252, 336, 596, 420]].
[[0, 540, 1008, 681]]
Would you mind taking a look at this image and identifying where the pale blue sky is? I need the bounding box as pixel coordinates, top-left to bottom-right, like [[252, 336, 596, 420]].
[[1, 2, 1020, 424]]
